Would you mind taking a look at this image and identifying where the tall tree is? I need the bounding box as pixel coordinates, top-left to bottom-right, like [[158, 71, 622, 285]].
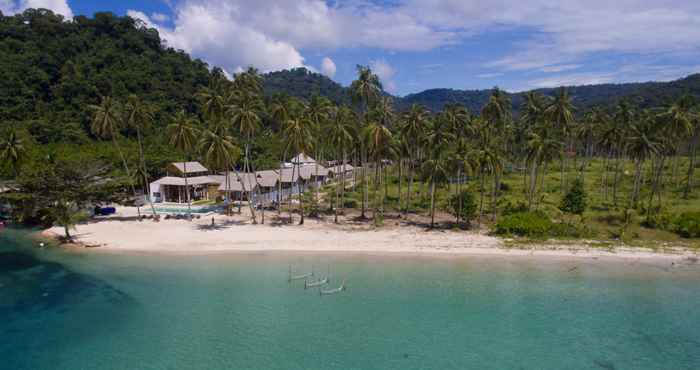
[[545, 87, 576, 191], [399, 104, 429, 215], [350, 65, 382, 219], [90, 96, 142, 217], [166, 110, 198, 219], [124, 94, 157, 216], [326, 106, 355, 223], [283, 116, 315, 225], [0, 130, 26, 177]]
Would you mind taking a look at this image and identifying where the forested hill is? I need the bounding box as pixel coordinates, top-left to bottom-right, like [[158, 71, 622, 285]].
[[266, 68, 700, 113], [0, 9, 213, 143], [2, 8, 700, 142], [263, 68, 350, 105]]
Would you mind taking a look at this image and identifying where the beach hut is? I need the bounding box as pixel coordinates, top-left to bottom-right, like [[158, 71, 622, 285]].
[[216, 173, 260, 202], [149, 162, 220, 203]]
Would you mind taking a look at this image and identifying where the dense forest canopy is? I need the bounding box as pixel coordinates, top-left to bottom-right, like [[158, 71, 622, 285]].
[[2, 9, 700, 145]]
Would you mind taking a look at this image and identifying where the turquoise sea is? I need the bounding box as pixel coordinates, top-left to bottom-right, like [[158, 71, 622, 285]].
[[2, 228, 700, 370]]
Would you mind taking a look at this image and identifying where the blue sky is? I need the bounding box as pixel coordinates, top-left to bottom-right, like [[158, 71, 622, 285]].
[[3, 0, 700, 95]]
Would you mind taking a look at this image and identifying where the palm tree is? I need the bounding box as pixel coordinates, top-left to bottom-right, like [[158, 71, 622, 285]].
[[422, 113, 455, 228], [198, 128, 240, 216], [545, 87, 576, 191], [472, 118, 503, 225], [364, 121, 394, 225], [0, 130, 26, 177], [166, 110, 198, 219], [229, 91, 264, 222], [283, 116, 315, 225], [124, 95, 157, 216], [197, 78, 227, 124], [658, 95, 699, 198], [526, 123, 563, 209], [399, 104, 429, 215], [626, 111, 661, 208], [90, 96, 141, 217], [576, 108, 604, 178], [269, 93, 293, 216], [350, 65, 382, 219], [422, 153, 451, 229], [305, 94, 333, 206], [326, 106, 355, 223]]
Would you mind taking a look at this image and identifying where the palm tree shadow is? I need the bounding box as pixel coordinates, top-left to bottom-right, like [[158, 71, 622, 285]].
[[194, 219, 245, 231]]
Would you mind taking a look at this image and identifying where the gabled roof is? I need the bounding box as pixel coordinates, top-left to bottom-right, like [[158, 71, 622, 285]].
[[276, 167, 301, 183], [298, 164, 329, 180], [170, 161, 208, 174], [291, 153, 316, 164], [217, 173, 259, 192], [329, 164, 355, 174], [255, 170, 280, 187], [152, 176, 220, 186]]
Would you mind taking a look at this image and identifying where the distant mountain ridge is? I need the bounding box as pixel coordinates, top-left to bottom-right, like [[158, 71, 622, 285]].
[[263, 68, 700, 113]]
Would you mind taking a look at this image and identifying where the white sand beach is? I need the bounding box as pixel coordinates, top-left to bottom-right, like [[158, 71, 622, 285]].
[[41, 208, 700, 261]]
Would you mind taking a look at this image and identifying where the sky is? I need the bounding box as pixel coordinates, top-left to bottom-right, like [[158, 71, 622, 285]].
[[2, 0, 700, 96]]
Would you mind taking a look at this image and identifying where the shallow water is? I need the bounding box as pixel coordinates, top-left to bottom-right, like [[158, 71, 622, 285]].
[[2, 229, 700, 370]]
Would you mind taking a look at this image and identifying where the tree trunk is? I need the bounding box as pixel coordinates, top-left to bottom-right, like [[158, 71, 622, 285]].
[[398, 158, 403, 218], [136, 127, 157, 217], [429, 178, 436, 229], [406, 155, 414, 215], [684, 134, 698, 199], [297, 163, 304, 225], [528, 161, 538, 210], [478, 169, 486, 228], [113, 136, 141, 218]]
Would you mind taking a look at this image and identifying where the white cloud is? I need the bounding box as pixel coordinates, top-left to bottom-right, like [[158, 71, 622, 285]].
[[370, 59, 396, 81], [528, 73, 614, 89], [540, 64, 581, 73], [128, 4, 307, 73], [1, 0, 72, 18], [320, 57, 336, 78], [370, 59, 397, 93], [125, 1, 700, 85], [151, 12, 169, 23], [476, 73, 503, 78]]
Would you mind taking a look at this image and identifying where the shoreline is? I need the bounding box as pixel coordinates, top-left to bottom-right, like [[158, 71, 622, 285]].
[[39, 213, 700, 262]]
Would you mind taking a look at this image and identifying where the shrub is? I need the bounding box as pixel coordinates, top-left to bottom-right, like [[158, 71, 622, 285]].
[[559, 178, 586, 215], [448, 190, 477, 224], [502, 201, 529, 215], [673, 212, 700, 238], [343, 198, 358, 209], [494, 211, 553, 237]]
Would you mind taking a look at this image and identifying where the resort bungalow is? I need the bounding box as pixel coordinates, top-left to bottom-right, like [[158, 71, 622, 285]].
[[328, 164, 355, 181], [149, 162, 219, 203], [216, 173, 259, 202]]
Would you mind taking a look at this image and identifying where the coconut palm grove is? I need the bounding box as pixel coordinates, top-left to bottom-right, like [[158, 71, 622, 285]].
[[1, 9, 700, 247]]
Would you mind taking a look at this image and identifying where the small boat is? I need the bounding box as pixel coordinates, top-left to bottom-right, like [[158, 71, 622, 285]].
[[320, 280, 346, 296], [305, 265, 331, 289], [304, 277, 329, 289], [288, 265, 314, 283]]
